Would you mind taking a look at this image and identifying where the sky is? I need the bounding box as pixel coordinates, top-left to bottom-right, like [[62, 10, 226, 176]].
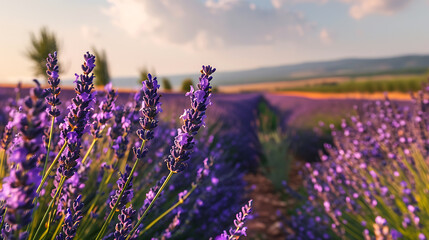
[[0, 0, 429, 82]]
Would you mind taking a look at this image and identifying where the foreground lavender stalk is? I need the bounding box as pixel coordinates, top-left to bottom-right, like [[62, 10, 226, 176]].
[[36, 52, 95, 194], [42, 51, 62, 180], [166, 65, 216, 173], [57, 51, 95, 179], [139, 159, 212, 236], [113, 206, 136, 240], [109, 165, 134, 211], [83, 83, 117, 164], [216, 200, 253, 240], [1, 80, 47, 237], [32, 52, 95, 240], [56, 195, 83, 240], [95, 73, 161, 240], [0, 122, 13, 178], [126, 65, 216, 240]]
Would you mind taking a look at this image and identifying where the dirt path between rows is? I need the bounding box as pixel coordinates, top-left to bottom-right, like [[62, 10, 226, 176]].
[[245, 160, 305, 239]]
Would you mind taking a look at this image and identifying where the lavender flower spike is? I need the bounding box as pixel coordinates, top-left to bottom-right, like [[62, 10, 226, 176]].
[[96, 73, 161, 240], [58, 51, 95, 179], [135, 73, 161, 156], [91, 83, 117, 139], [45, 51, 62, 117], [215, 200, 253, 240], [56, 195, 84, 240], [113, 206, 136, 240], [1, 80, 47, 233], [166, 65, 216, 173], [109, 165, 134, 210]]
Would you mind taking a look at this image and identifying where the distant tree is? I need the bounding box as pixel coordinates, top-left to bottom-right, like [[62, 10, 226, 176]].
[[92, 48, 110, 86], [162, 78, 172, 91], [181, 78, 194, 92], [26, 27, 60, 80], [138, 67, 149, 85], [211, 85, 219, 93]]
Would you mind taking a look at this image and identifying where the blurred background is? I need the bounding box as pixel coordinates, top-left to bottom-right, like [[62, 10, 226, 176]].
[[1, 0, 429, 92], [1, 0, 429, 239]]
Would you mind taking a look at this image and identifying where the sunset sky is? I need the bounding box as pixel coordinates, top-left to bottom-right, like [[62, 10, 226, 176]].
[[1, 0, 428, 82]]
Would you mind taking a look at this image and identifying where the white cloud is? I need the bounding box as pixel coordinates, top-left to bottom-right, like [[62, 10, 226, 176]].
[[276, 0, 413, 19], [80, 25, 101, 40], [272, 0, 328, 9], [345, 0, 413, 19], [103, 0, 312, 49], [319, 28, 332, 44], [205, 0, 240, 10]]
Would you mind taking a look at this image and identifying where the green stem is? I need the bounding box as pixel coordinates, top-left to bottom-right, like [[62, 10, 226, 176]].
[[140, 183, 196, 236], [40, 211, 53, 240], [82, 138, 97, 164], [0, 149, 5, 179], [31, 176, 65, 240], [36, 141, 67, 194], [42, 117, 55, 178], [0, 207, 6, 230], [126, 171, 174, 240], [95, 140, 146, 240], [51, 215, 65, 240]]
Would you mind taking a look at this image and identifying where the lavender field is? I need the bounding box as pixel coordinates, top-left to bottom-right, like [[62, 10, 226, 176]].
[[2, 1, 429, 238], [2, 49, 426, 239]]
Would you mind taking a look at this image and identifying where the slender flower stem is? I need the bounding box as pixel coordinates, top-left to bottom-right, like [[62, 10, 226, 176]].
[[36, 141, 67, 194], [0, 207, 6, 230], [42, 117, 55, 178], [95, 140, 146, 240], [0, 148, 5, 178], [140, 183, 196, 236], [51, 215, 65, 240], [82, 138, 97, 164], [31, 176, 66, 240], [40, 211, 53, 240], [126, 170, 174, 240]]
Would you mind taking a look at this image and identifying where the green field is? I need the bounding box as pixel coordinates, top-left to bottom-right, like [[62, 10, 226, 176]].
[[282, 74, 429, 93]]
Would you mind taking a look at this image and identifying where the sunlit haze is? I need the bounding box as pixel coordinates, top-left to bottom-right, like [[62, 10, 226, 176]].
[[1, 0, 429, 82]]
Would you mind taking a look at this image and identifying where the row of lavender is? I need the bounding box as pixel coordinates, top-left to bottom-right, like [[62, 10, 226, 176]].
[[0, 52, 253, 239], [281, 86, 429, 238]]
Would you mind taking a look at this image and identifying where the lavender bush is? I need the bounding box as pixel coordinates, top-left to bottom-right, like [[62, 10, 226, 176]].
[[285, 84, 429, 239], [0, 52, 252, 239]]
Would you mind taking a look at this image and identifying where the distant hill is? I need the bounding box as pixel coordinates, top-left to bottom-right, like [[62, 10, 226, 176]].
[[61, 55, 429, 89], [207, 55, 429, 86]]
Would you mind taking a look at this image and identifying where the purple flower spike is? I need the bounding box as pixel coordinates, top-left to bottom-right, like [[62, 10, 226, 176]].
[[135, 73, 161, 144], [0, 121, 13, 150], [161, 210, 181, 239], [45, 51, 62, 117], [215, 200, 252, 239], [91, 82, 118, 138], [1, 80, 47, 233], [166, 65, 216, 173], [113, 205, 136, 240], [57, 52, 95, 179], [109, 106, 132, 159], [109, 165, 134, 210], [56, 195, 84, 240]]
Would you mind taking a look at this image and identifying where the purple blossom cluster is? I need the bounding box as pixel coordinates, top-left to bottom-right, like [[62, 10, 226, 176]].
[[166, 66, 215, 173], [214, 200, 253, 240], [1, 80, 47, 235], [45, 51, 62, 118], [0, 52, 252, 240], [57, 195, 84, 240], [57, 52, 96, 179], [91, 83, 117, 139], [284, 85, 429, 239]]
